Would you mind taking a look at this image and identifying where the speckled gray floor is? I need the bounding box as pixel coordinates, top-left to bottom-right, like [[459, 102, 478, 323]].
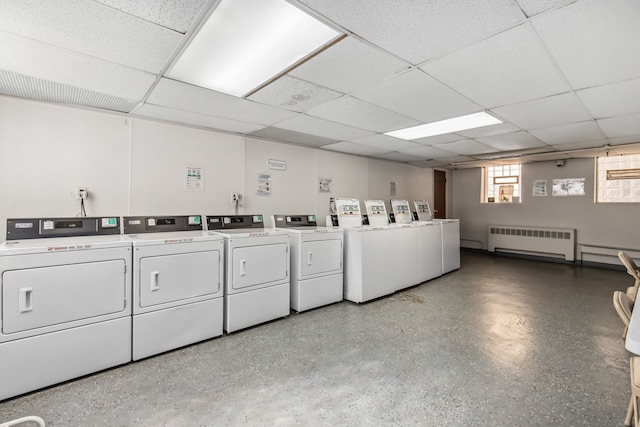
[[0, 251, 633, 426]]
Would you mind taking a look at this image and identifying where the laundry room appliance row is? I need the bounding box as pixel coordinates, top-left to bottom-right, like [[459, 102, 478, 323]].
[[0, 205, 456, 401]]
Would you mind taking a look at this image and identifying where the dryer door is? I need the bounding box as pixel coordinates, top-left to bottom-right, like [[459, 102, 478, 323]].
[[231, 243, 288, 291], [138, 250, 221, 308], [2, 260, 126, 335], [301, 238, 342, 277]]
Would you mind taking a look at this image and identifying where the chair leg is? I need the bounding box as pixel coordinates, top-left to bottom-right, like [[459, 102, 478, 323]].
[[626, 395, 633, 426], [635, 394, 640, 427], [625, 325, 629, 339]]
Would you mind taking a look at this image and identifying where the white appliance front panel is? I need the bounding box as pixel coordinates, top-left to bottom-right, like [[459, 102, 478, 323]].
[[225, 283, 290, 333], [0, 317, 131, 401], [138, 250, 221, 309], [392, 226, 421, 291], [133, 298, 223, 360], [440, 220, 461, 273], [2, 260, 126, 335], [418, 223, 444, 282], [291, 273, 343, 312], [229, 243, 288, 292], [300, 239, 343, 278]]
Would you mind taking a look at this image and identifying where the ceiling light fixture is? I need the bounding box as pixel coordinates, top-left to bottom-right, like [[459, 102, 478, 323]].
[[166, 0, 343, 98], [385, 112, 503, 140]]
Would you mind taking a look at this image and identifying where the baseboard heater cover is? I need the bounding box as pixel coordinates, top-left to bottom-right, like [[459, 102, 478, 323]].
[[488, 225, 575, 261]]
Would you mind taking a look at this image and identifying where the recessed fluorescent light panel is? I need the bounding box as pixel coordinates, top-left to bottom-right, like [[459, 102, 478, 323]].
[[166, 0, 343, 97], [386, 112, 503, 140]]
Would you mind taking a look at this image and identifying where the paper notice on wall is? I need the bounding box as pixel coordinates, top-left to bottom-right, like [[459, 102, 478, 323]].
[[532, 180, 547, 196], [185, 166, 204, 191], [552, 178, 585, 196], [318, 177, 332, 193], [257, 172, 271, 196]]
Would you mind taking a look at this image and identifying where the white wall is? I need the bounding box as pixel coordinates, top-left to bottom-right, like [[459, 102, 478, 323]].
[[451, 158, 640, 261], [0, 96, 435, 239]]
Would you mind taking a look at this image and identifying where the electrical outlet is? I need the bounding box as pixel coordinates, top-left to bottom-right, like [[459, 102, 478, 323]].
[[231, 193, 241, 203], [75, 187, 88, 200]]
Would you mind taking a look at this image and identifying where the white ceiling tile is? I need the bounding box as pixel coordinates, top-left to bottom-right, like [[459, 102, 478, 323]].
[[0, 0, 182, 73], [529, 121, 606, 145], [399, 145, 458, 159], [576, 78, 640, 119], [289, 37, 409, 94], [146, 78, 297, 125], [597, 113, 640, 138], [353, 68, 481, 122], [515, 0, 576, 17], [608, 136, 640, 147], [93, 0, 208, 33], [549, 139, 610, 152], [491, 92, 593, 130], [477, 131, 548, 151], [373, 151, 425, 162], [248, 76, 344, 112], [135, 104, 267, 133], [249, 127, 337, 147], [273, 115, 374, 141], [322, 142, 390, 156], [532, 0, 640, 89], [294, 0, 525, 64], [422, 23, 570, 107], [348, 134, 422, 151], [0, 32, 156, 100], [455, 122, 521, 138], [433, 140, 497, 155], [307, 96, 420, 132], [408, 159, 451, 168]]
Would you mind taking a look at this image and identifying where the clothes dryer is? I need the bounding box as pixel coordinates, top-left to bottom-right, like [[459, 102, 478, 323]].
[[272, 214, 343, 313], [207, 215, 290, 333], [0, 217, 131, 401], [124, 215, 224, 361]]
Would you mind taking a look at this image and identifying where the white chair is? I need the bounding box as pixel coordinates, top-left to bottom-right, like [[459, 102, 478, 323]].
[[0, 416, 45, 427], [614, 290, 633, 339], [626, 357, 640, 427], [620, 251, 640, 303]]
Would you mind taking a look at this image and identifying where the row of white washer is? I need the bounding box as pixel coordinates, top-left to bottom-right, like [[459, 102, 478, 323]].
[[0, 214, 458, 401]]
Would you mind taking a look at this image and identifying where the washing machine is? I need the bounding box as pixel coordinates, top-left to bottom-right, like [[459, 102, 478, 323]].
[[207, 215, 290, 333], [272, 214, 343, 313], [388, 199, 422, 290], [0, 217, 131, 401], [434, 218, 461, 274], [337, 199, 396, 303], [123, 215, 224, 361]]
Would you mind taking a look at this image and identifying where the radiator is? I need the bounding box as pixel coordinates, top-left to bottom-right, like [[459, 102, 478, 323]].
[[488, 225, 575, 261]]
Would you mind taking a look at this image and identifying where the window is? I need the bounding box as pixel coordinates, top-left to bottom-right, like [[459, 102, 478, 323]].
[[484, 164, 521, 203], [597, 154, 640, 203]]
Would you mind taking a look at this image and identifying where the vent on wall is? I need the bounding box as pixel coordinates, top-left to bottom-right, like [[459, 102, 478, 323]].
[[488, 225, 575, 261]]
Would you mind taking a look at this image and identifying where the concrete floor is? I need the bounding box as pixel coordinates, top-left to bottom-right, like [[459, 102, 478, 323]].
[[0, 251, 633, 426]]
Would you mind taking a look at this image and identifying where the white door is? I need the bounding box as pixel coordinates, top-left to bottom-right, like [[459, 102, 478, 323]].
[[231, 243, 288, 291], [301, 239, 342, 277], [2, 260, 126, 335], [139, 250, 221, 308]]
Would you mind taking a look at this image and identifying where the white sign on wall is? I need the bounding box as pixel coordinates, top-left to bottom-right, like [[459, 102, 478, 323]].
[[257, 172, 271, 195], [268, 159, 287, 171], [185, 165, 204, 191]]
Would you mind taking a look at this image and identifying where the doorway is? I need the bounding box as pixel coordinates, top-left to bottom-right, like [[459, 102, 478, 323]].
[[434, 170, 446, 219]]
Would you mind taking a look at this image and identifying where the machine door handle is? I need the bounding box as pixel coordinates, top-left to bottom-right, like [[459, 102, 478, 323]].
[[150, 271, 160, 291], [240, 260, 247, 276], [307, 252, 313, 265], [19, 288, 33, 313]]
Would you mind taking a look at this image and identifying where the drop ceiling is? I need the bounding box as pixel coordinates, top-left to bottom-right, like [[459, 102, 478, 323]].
[[1, 0, 639, 169]]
